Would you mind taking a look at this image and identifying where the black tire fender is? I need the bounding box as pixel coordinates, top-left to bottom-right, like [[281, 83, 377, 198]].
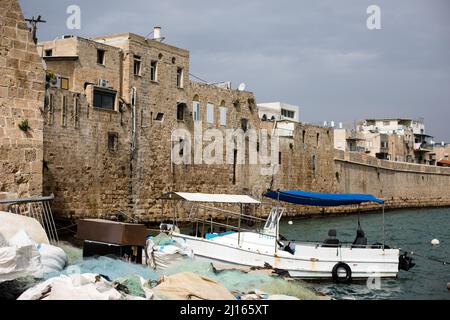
[[332, 262, 352, 283]]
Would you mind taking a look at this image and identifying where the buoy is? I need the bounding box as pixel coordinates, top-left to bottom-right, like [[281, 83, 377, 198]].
[[431, 239, 440, 246], [288, 221, 293, 225]]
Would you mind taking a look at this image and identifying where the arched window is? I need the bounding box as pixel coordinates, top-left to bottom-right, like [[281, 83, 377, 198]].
[[219, 100, 227, 126], [192, 95, 200, 122]]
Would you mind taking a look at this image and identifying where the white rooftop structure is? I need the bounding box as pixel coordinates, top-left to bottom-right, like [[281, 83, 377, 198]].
[[257, 102, 300, 123]]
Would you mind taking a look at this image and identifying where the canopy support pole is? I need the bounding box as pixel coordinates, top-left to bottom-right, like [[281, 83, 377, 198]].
[[238, 204, 242, 246], [382, 205, 385, 251]]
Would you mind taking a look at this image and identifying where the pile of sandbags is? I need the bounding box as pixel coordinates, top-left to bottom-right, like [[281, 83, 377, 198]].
[[0, 212, 68, 283], [18, 273, 155, 300]]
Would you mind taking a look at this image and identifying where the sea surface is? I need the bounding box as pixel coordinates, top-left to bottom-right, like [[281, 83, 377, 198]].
[[280, 207, 450, 300]]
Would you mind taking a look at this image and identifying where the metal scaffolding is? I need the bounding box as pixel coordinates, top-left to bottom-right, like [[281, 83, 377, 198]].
[[0, 194, 59, 244]]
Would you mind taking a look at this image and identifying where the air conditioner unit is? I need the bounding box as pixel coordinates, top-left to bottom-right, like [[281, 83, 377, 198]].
[[50, 75, 62, 88], [98, 79, 109, 88]]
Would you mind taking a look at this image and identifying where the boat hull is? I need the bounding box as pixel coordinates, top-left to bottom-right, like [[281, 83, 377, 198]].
[[172, 232, 400, 280]]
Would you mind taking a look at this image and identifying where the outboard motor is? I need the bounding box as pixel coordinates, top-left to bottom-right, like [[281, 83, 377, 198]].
[[399, 252, 416, 271]]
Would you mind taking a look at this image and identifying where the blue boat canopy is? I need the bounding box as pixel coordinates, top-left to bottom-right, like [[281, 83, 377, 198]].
[[264, 190, 385, 206]]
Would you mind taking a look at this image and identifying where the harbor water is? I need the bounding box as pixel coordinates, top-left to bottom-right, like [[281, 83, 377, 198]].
[[280, 207, 450, 300]]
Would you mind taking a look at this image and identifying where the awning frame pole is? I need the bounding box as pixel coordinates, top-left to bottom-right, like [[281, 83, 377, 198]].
[[382, 205, 385, 251], [238, 204, 242, 246]]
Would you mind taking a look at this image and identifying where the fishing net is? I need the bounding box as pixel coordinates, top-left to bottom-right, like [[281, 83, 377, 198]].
[[162, 259, 318, 299]]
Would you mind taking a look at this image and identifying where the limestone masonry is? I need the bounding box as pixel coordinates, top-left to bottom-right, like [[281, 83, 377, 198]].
[[1, 0, 450, 221]]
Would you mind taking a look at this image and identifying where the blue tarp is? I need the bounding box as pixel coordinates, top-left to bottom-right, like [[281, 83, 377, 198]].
[[264, 190, 384, 206]]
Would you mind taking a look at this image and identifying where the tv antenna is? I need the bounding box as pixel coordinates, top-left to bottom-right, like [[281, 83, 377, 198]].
[[25, 15, 46, 44]]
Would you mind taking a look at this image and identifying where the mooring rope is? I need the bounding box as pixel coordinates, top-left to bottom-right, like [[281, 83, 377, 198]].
[[405, 250, 450, 266]]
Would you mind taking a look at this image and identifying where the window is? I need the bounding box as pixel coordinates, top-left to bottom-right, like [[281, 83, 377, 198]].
[[207, 103, 214, 124], [312, 155, 316, 171], [60, 77, 69, 90], [176, 67, 184, 88], [97, 49, 105, 65], [241, 118, 249, 132], [93, 89, 116, 110], [281, 109, 295, 119], [278, 152, 282, 165], [177, 103, 186, 121], [193, 100, 201, 122], [108, 132, 118, 152], [61, 96, 67, 127], [48, 94, 54, 125], [44, 49, 53, 57], [74, 96, 80, 128], [179, 139, 185, 156], [262, 114, 267, 121], [150, 61, 158, 81], [220, 107, 227, 126], [134, 55, 141, 76], [155, 113, 164, 121]]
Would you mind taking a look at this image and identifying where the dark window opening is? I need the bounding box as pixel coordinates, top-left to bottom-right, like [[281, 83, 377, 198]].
[[134, 55, 141, 76], [74, 97, 80, 128], [316, 133, 320, 146], [155, 113, 164, 121], [61, 96, 67, 127], [302, 130, 306, 144], [44, 49, 53, 57], [312, 155, 316, 171], [177, 103, 186, 121], [97, 49, 105, 65], [150, 61, 158, 81], [94, 89, 116, 110], [281, 109, 295, 119], [233, 149, 238, 185], [278, 152, 282, 165], [241, 118, 249, 132], [262, 114, 267, 121], [108, 132, 118, 152], [179, 139, 184, 156]]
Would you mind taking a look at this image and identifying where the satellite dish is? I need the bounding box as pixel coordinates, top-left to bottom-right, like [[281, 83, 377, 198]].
[[238, 83, 246, 91]]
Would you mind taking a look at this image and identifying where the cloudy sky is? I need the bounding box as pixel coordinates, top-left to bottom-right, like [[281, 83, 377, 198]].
[[20, 0, 450, 141]]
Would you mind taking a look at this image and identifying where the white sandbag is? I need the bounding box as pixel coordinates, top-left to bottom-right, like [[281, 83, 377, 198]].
[[0, 244, 42, 283], [0, 233, 9, 247], [0, 212, 49, 244], [8, 230, 35, 248], [146, 238, 194, 270], [18, 273, 147, 300], [37, 244, 68, 274]]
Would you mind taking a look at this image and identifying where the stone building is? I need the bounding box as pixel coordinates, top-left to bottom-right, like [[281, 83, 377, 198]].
[[37, 30, 336, 220], [0, 0, 45, 197]]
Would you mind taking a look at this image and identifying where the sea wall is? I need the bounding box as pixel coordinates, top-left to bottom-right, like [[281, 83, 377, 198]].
[[334, 150, 450, 211]]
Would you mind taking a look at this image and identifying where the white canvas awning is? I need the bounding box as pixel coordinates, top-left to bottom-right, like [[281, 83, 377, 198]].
[[162, 192, 260, 204]]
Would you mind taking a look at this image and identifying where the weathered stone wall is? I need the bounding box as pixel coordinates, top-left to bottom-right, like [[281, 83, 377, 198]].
[[334, 150, 450, 209], [43, 88, 132, 219], [0, 0, 45, 197]]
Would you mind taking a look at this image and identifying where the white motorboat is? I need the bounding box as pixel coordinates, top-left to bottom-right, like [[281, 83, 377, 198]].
[[159, 191, 415, 283]]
